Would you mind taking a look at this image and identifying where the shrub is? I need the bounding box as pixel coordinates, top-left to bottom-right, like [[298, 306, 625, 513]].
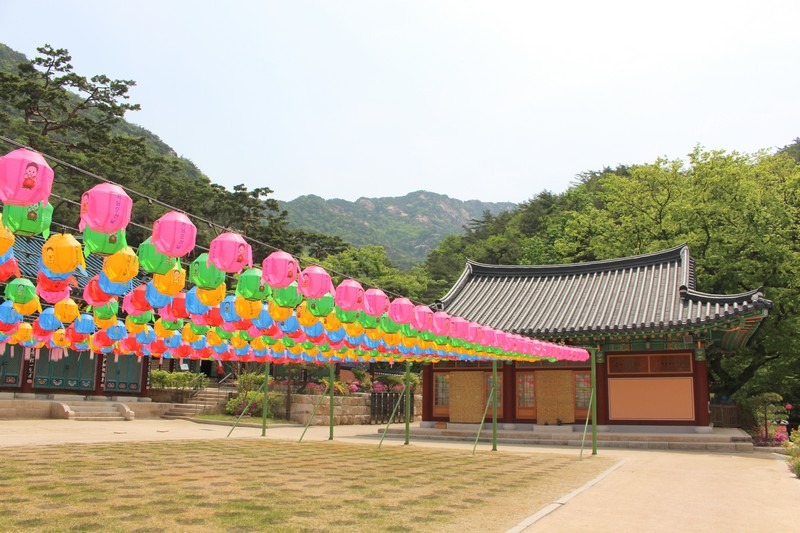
[[225, 391, 285, 418], [375, 373, 420, 392], [149, 370, 208, 390], [237, 371, 271, 393], [788, 457, 800, 478], [784, 427, 800, 458]]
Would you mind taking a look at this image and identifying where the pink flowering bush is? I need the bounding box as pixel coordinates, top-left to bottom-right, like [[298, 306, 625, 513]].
[[372, 381, 388, 393]]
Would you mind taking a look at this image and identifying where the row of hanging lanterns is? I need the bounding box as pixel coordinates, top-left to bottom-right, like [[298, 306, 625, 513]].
[[0, 147, 589, 364]]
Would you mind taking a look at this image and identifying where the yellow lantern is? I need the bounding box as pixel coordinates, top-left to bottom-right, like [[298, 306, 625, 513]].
[[196, 283, 226, 307], [0, 215, 15, 255], [295, 302, 319, 327], [13, 322, 32, 343], [152, 265, 186, 297], [51, 328, 70, 348], [322, 311, 342, 331], [53, 298, 80, 323], [272, 340, 285, 352], [13, 297, 42, 315], [41, 233, 86, 274], [234, 296, 262, 320], [343, 321, 364, 337], [181, 324, 200, 343], [250, 337, 266, 351], [287, 343, 303, 354], [206, 329, 223, 346], [153, 319, 174, 339], [267, 300, 294, 321], [364, 328, 383, 341], [93, 315, 116, 330], [125, 317, 147, 334], [103, 247, 139, 283], [230, 334, 248, 349]]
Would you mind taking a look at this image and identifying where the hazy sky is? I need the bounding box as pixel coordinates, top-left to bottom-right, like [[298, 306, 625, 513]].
[[1, 1, 798, 203]]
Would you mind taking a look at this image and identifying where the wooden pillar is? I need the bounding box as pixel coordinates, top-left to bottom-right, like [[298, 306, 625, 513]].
[[595, 350, 609, 425], [92, 352, 106, 396], [503, 361, 516, 423], [138, 356, 151, 397], [20, 347, 35, 394], [422, 363, 433, 421], [694, 349, 711, 426]]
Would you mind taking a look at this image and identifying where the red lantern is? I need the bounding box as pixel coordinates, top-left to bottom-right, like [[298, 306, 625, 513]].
[[0, 258, 21, 282], [83, 275, 114, 306]]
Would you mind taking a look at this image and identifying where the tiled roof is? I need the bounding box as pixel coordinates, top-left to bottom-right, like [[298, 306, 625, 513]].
[[438, 244, 772, 337]]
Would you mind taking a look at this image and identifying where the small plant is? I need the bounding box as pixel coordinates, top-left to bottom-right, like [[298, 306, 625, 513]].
[[789, 457, 800, 478], [225, 391, 285, 418], [741, 392, 790, 446], [148, 370, 208, 390]]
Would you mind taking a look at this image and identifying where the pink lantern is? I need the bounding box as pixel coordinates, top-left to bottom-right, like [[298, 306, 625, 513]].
[[0, 148, 54, 206], [151, 211, 197, 257], [334, 279, 364, 312], [36, 284, 70, 305], [449, 316, 468, 340], [410, 305, 434, 331], [262, 250, 299, 288], [298, 266, 332, 299], [431, 311, 451, 337], [79, 183, 132, 233], [466, 322, 480, 343], [208, 232, 252, 273], [479, 326, 496, 346], [388, 297, 414, 324], [363, 288, 389, 317]]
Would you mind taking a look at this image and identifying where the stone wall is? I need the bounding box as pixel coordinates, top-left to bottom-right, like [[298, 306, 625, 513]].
[[0, 398, 54, 419], [287, 392, 422, 425]]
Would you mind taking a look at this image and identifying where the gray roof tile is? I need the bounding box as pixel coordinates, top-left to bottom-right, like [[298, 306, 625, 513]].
[[438, 244, 771, 336]]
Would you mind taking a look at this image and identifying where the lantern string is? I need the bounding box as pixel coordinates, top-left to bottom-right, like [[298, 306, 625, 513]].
[[0, 135, 425, 303]]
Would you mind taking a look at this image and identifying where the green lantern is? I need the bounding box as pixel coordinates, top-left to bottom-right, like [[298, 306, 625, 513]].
[[128, 310, 154, 325], [161, 318, 184, 331], [138, 237, 178, 275], [189, 322, 209, 335], [189, 253, 226, 289], [307, 293, 335, 317], [400, 324, 419, 338], [272, 282, 303, 308], [2, 201, 53, 238], [238, 330, 254, 342], [335, 307, 359, 324], [235, 268, 271, 300], [214, 326, 233, 340], [282, 337, 296, 348], [93, 300, 119, 320], [262, 336, 279, 346], [358, 313, 379, 329], [4, 278, 36, 303], [379, 314, 402, 334], [83, 227, 127, 256]]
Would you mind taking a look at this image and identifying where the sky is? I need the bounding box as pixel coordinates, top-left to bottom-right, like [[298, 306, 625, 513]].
[[1, 1, 799, 204]]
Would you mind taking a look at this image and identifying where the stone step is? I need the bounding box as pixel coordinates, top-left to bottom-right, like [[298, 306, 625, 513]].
[[62, 404, 120, 411], [73, 416, 126, 422]]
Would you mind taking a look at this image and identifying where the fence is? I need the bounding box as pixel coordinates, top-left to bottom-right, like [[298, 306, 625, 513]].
[[370, 392, 415, 424], [710, 404, 741, 427]]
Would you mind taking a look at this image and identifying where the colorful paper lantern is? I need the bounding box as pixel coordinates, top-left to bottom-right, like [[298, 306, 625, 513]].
[[189, 253, 226, 289], [13, 296, 42, 315], [388, 297, 414, 324], [36, 284, 70, 304], [307, 293, 335, 317], [235, 268, 270, 300], [98, 271, 130, 297], [2, 201, 53, 238], [83, 275, 114, 307], [82, 226, 127, 256], [196, 283, 226, 307], [298, 266, 332, 299], [411, 305, 434, 331], [151, 211, 197, 257], [102, 246, 139, 283], [184, 287, 211, 315], [0, 216, 15, 256], [431, 311, 451, 337], [0, 256, 21, 282], [0, 148, 54, 206], [272, 282, 302, 308], [79, 183, 132, 233], [144, 281, 173, 308], [262, 250, 299, 289], [152, 264, 186, 296], [335, 279, 364, 313], [234, 295, 262, 320], [53, 298, 80, 323], [208, 232, 252, 273], [363, 288, 390, 317], [138, 237, 178, 274], [5, 278, 36, 304]]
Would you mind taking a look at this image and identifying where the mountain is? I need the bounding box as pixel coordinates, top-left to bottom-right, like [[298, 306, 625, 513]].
[[280, 191, 516, 268]]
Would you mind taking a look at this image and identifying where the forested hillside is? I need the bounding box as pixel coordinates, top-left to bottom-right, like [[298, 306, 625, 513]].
[[281, 192, 515, 268]]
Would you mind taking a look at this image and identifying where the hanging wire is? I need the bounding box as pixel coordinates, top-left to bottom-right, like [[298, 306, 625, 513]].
[[0, 134, 426, 303]]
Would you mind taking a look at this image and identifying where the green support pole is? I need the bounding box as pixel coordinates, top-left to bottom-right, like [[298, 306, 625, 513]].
[[261, 362, 270, 437], [589, 348, 597, 455], [329, 363, 335, 441], [404, 361, 411, 445], [492, 360, 498, 452], [299, 383, 330, 443], [378, 392, 406, 449], [227, 381, 266, 438], [472, 387, 494, 456]]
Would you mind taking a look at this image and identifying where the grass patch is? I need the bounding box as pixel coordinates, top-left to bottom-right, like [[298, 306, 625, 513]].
[[0, 439, 613, 532], [194, 413, 287, 425]]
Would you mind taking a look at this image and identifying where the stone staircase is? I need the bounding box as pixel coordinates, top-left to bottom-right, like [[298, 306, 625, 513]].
[[58, 401, 133, 421], [160, 388, 233, 420], [383, 424, 755, 452]]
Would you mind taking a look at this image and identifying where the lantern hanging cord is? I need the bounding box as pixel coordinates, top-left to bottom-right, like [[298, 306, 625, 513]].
[[0, 135, 427, 304]]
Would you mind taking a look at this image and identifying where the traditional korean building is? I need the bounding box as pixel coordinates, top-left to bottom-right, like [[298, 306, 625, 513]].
[[422, 244, 771, 428]]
